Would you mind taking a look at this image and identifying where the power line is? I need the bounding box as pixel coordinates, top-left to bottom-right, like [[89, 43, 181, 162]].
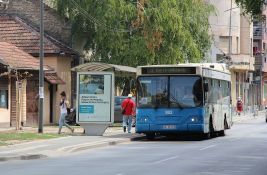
[[69, 0, 137, 33], [210, 24, 254, 29]]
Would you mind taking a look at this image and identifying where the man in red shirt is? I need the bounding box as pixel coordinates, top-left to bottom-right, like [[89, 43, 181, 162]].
[[121, 94, 135, 133]]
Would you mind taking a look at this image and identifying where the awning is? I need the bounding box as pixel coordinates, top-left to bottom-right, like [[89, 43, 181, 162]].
[[44, 72, 65, 84], [71, 62, 136, 77]]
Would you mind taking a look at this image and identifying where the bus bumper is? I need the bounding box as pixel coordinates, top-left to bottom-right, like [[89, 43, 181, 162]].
[[136, 124, 204, 133]]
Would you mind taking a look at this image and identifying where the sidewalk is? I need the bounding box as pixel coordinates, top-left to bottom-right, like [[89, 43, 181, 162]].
[[232, 110, 266, 123], [0, 126, 144, 162]]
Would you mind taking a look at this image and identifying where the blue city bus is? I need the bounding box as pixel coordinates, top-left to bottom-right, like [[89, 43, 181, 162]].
[[135, 64, 232, 139]]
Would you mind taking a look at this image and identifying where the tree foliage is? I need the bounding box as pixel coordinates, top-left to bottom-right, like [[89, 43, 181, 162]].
[[53, 0, 214, 66], [235, 0, 265, 19]]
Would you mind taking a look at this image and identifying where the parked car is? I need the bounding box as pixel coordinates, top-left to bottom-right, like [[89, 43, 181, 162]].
[[114, 96, 136, 124]]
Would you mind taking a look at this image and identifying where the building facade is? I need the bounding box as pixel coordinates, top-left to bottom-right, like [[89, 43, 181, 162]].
[[0, 14, 78, 126], [253, 5, 267, 108], [0, 42, 53, 127], [208, 0, 255, 111]]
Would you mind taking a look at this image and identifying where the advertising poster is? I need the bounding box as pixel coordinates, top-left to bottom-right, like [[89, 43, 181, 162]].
[[77, 72, 113, 123]]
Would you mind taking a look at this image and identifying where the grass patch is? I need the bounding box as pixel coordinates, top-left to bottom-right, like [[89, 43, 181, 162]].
[[0, 141, 8, 146], [0, 133, 64, 142]]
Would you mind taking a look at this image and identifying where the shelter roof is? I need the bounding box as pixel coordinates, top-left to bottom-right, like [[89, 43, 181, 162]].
[[72, 62, 136, 77]]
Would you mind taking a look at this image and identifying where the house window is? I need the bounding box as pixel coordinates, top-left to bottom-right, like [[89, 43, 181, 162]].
[[219, 36, 231, 53], [0, 90, 8, 109]]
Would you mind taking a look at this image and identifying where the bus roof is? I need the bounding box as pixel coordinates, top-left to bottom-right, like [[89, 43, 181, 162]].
[[137, 63, 230, 74], [137, 63, 231, 81]]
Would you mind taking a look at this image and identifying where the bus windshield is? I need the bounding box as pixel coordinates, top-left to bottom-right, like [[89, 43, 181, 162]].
[[137, 76, 203, 108]]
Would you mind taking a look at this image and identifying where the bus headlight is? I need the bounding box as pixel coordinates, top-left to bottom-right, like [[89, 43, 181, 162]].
[[190, 116, 199, 123], [138, 116, 149, 123]]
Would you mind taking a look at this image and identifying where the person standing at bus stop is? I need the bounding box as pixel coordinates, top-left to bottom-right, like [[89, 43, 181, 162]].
[[121, 94, 136, 133], [58, 91, 74, 134]]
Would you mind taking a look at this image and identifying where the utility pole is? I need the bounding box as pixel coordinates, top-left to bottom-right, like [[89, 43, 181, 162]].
[[228, 0, 232, 56], [38, 0, 44, 133]]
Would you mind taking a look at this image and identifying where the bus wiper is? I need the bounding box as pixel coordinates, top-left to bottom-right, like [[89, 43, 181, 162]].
[[170, 94, 184, 109]]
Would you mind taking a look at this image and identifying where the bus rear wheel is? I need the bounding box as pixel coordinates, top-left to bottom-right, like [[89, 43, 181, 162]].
[[146, 133, 155, 140]]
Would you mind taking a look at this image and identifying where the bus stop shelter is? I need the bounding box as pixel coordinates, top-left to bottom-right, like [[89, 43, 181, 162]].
[[71, 62, 136, 135]]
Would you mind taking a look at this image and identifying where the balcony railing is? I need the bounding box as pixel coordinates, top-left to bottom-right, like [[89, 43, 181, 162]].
[[253, 22, 263, 39], [229, 54, 255, 71]]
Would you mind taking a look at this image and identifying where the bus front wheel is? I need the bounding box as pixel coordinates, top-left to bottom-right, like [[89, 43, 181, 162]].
[[204, 118, 214, 139]]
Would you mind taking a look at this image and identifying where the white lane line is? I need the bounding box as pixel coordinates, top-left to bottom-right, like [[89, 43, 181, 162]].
[[199, 144, 217, 151], [229, 138, 242, 142], [0, 145, 48, 154], [153, 155, 180, 164]]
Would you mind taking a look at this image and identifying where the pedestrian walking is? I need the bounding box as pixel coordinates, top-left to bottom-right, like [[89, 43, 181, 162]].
[[236, 97, 243, 116], [58, 91, 74, 134], [121, 94, 135, 133]]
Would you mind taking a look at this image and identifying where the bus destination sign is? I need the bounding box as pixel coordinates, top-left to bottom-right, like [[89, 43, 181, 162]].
[[141, 67, 196, 75]]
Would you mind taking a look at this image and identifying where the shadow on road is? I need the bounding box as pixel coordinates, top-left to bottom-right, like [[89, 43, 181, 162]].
[[133, 133, 225, 142]]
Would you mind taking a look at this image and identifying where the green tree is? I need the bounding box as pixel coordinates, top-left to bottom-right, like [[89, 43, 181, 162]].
[[53, 0, 214, 66], [235, 0, 265, 19]]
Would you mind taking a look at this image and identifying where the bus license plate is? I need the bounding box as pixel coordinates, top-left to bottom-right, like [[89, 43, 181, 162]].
[[163, 125, 176, 129]]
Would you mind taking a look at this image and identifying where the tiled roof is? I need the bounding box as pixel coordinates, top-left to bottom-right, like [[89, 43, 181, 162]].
[[0, 15, 76, 56], [0, 42, 50, 70]]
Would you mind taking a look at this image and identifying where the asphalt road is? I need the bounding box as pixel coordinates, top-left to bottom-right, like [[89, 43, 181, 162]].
[[1, 118, 267, 175]]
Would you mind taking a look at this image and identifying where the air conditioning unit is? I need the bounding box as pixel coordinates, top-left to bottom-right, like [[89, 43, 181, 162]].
[[0, 0, 9, 4], [0, 0, 9, 10]]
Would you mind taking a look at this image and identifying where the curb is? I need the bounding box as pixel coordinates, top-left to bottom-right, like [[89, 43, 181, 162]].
[[0, 135, 146, 161], [63, 135, 146, 153], [0, 154, 47, 162]]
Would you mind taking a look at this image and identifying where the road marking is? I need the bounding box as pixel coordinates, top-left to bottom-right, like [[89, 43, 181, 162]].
[[0, 145, 48, 154], [153, 155, 179, 164], [236, 155, 266, 159], [57, 138, 128, 153], [199, 144, 217, 151], [227, 138, 242, 142]]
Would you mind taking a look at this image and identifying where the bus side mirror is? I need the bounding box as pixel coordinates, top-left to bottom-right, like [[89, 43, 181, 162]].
[[204, 83, 209, 92]]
